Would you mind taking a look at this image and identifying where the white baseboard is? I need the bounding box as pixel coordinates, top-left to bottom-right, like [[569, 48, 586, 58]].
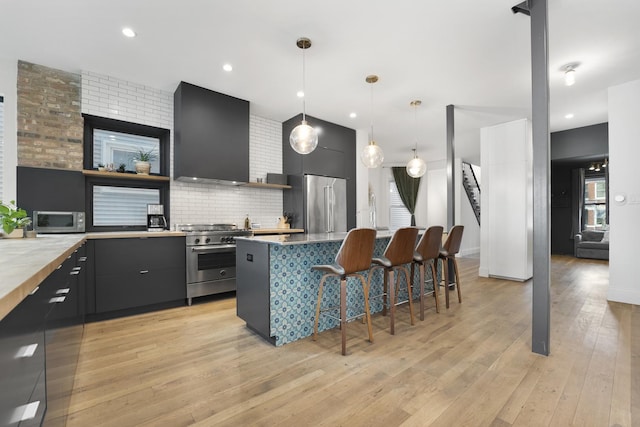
[[459, 247, 480, 257], [607, 288, 640, 305], [478, 267, 489, 277]]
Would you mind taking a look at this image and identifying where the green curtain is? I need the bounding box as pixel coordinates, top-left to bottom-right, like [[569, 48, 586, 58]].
[[391, 167, 421, 226]]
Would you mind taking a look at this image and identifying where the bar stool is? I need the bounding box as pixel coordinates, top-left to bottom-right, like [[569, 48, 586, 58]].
[[312, 228, 377, 355], [437, 225, 464, 308], [370, 227, 419, 335], [410, 225, 443, 320]]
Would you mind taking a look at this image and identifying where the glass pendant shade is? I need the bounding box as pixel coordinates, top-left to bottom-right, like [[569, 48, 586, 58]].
[[289, 120, 318, 154], [406, 154, 426, 178], [361, 141, 384, 168]]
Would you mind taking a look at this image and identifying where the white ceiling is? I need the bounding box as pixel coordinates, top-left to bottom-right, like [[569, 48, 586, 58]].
[[1, 0, 639, 165]]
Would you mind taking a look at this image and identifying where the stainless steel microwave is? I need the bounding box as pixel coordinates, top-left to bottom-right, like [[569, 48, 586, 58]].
[[33, 211, 85, 233]]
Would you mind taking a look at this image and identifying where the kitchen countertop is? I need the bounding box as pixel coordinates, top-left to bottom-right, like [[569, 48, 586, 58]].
[[250, 228, 305, 235], [236, 230, 395, 246], [0, 230, 186, 321], [0, 234, 86, 321]]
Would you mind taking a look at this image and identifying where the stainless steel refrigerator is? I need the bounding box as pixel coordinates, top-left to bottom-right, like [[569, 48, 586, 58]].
[[300, 175, 347, 233]]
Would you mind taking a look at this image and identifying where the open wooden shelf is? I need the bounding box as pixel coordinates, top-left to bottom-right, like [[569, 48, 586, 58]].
[[242, 182, 291, 190], [82, 169, 170, 182]]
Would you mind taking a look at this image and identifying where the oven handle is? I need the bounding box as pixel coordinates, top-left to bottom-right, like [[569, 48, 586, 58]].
[[190, 244, 236, 253]]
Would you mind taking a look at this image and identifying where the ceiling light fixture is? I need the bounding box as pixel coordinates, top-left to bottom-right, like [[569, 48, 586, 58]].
[[223, 64, 233, 72], [602, 158, 608, 168], [562, 62, 580, 86], [594, 163, 601, 172], [588, 163, 595, 171], [289, 37, 318, 155], [565, 113, 574, 119], [360, 75, 384, 168], [122, 28, 136, 38], [406, 100, 426, 178]]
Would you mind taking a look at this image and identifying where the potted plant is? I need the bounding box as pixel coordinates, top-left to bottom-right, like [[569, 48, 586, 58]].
[[0, 200, 32, 238], [132, 148, 157, 175], [97, 163, 106, 172]]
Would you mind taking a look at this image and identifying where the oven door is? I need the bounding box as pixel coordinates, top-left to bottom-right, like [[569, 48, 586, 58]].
[[186, 244, 236, 284]]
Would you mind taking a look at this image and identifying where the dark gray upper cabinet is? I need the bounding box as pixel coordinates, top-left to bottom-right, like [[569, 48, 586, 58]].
[[174, 81, 249, 183], [282, 114, 357, 230]]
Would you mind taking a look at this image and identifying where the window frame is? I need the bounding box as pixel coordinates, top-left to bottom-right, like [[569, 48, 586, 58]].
[[389, 179, 411, 231], [82, 114, 171, 232], [82, 114, 170, 175], [583, 173, 607, 231]]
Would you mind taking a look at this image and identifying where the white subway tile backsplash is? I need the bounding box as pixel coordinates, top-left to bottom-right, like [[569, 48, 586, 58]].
[[81, 71, 284, 229]]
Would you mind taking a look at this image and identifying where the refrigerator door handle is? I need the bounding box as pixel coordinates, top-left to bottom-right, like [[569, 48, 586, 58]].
[[324, 185, 332, 232]]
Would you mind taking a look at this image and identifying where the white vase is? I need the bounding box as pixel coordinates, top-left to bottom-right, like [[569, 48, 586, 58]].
[[135, 161, 151, 175], [4, 228, 24, 239]]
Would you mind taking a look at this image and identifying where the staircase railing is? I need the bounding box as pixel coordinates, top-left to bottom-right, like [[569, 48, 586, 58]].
[[462, 162, 481, 225]]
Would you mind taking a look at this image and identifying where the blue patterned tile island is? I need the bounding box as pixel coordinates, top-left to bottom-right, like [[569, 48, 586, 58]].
[[236, 232, 438, 346]]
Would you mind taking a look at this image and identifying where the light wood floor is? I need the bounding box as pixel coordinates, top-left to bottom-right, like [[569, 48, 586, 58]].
[[65, 255, 638, 426]]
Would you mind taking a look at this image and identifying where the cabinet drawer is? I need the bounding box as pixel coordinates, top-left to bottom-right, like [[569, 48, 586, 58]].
[[95, 237, 185, 276], [95, 268, 186, 313]]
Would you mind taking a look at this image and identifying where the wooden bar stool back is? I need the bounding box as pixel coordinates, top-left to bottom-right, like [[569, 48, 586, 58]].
[[371, 227, 419, 335], [312, 228, 377, 355], [411, 225, 444, 320], [438, 225, 464, 308]]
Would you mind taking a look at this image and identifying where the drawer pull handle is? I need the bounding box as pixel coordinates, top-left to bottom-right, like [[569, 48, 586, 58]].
[[79, 256, 88, 262], [72, 266, 82, 271], [15, 343, 38, 359], [70, 270, 80, 276], [49, 296, 66, 303], [140, 270, 149, 274], [56, 288, 70, 295], [29, 286, 39, 296], [56, 265, 63, 270]]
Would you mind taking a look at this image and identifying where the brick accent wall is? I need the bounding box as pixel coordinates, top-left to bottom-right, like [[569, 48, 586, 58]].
[[17, 61, 83, 170]]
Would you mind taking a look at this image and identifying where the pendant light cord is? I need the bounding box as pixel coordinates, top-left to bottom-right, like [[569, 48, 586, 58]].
[[370, 82, 374, 142], [301, 47, 307, 122]]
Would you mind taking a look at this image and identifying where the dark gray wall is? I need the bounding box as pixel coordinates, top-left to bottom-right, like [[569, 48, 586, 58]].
[[551, 122, 608, 161], [550, 123, 608, 254]]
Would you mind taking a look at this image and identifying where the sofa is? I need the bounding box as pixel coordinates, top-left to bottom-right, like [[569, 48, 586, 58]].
[[575, 230, 609, 260]]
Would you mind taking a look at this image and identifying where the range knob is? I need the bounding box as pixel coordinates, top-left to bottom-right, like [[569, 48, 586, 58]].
[[194, 238, 200, 244], [205, 237, 211, 244]]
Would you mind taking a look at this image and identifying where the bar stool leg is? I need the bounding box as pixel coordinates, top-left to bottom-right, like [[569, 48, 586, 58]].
[[388, 269, 396, 335], [418, 263, 425, 321], [340, 277, 347, 355], [382, 268, 388, 317], [430, 260, 440, 313], [453, 258, 462, 303], [358, 275, 374, 343], [442, 258, 450, 309], [313, 275, 328, 340], [404, 268, 415, 325], [313, 274, 327, 341]]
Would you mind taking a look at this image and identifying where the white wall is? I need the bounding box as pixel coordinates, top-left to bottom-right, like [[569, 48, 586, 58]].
[[608, 79, 640, 305], [355, 129, 370, 227], [81, 70, 284, 229], [0, 59, 17, 202], [479, 118, 533, 281]]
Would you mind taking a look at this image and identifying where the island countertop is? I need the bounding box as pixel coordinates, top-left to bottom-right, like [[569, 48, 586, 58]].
[[236, 230, 395, 245]]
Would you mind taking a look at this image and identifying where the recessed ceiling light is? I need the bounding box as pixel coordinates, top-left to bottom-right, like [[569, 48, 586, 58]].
[[223, 64, 233, 72], [565, 113, 574, 119], [349, 112, 357, 119], [122, 28, 136, 38], [296, 90, 304, 98]]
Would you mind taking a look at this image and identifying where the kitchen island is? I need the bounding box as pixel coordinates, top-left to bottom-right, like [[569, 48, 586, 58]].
[[236, 232, 436, 346]]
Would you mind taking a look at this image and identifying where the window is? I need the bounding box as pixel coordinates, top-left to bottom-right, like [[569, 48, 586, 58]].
[[584, 176, 607, 230], [83, 114, 170, 231], [93, 129, 160, 173], [93, 185, 160, 226], [0, 95, 4, 201], [389, 180, 411, 230]]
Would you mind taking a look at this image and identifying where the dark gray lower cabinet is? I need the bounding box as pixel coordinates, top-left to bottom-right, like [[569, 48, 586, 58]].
[[0, 244, 85, 427], [93, 237, 186, 313]]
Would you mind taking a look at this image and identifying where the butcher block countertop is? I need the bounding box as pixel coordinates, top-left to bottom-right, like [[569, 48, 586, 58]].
[[0, 234, 86, 321], [0, 230, 186, 321]]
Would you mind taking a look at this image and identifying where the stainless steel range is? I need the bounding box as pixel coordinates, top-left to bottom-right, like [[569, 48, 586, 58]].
[[176, 224, 252, 305]]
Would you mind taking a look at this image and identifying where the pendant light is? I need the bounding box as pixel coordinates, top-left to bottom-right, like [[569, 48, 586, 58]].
[[406, 100, 427, 178], [289, 37, 318, 155], [361, 75, 384, 168]]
